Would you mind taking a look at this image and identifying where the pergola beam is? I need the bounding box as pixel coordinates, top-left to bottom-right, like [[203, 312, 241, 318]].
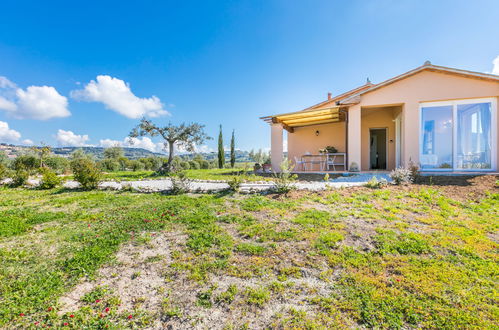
[[276, 108, 339, 121], [288, 118, 340, 127], [271, 117, 294, 133], [269, 106, 344, 131], [283, 114, 340, 125]]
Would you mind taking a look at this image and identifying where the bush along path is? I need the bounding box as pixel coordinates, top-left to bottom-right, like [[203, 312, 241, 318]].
[[1, 176, 370, 193]]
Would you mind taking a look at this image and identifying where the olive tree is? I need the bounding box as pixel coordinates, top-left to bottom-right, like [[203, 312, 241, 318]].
[[129, 118, 211, 172]]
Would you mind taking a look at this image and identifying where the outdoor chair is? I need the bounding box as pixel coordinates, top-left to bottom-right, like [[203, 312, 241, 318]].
[[294, 156, 307, 171], [326, 154, 345, 171]]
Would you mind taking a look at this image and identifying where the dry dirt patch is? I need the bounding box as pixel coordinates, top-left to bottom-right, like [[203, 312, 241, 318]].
[[58, 231, 186, 316]]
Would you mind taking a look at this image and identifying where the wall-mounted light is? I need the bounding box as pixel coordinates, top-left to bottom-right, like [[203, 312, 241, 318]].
[[315, 130, 320, 136]]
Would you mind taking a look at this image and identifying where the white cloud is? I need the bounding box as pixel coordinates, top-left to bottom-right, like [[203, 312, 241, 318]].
[[56, 129, 91, 147], [0, 96, 16, 112], [194, 145, 214, 153], [16, 86, 70, 120], [0, 121, 22, 142], [71, 75, 168, 119], [22, 139, 34, 145], [99, 137, 165, 153], [0, 76, 16, 89], [127, 137, 164, 152], [99, 137, 211, 154], [492, 55, 499, 75], [175, 142, 214, 154], [0, 76, 70, 120], [99, 138, 123, 148]]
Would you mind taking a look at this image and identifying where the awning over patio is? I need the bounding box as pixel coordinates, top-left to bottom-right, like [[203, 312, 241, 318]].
[[261, 106, 343, 132]]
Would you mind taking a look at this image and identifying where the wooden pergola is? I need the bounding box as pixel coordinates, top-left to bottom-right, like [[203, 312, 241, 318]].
[[261, 106, 345, 133]]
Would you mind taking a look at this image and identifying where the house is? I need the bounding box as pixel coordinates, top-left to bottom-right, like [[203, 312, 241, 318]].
[[261, 61, 499, 173]]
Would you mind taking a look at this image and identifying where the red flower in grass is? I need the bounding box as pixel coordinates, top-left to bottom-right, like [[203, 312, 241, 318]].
[[69, 314, 74, 318], [127, 315, 133, 319], [34, 321, 39, 326], [47, 307, 53, 312], [63, 323, 69, 326], [95, 299, 101, 303], [19, 313, 25, 317], [396, 278, 401, 282], [104, 307, 110, 313]]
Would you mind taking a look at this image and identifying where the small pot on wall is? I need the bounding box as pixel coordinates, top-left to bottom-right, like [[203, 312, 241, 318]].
[[349, 162, 360, 172]]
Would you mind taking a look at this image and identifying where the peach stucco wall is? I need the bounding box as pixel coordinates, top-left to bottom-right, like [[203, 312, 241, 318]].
[[360, 107, 399, 171], [355, 70, 499, 169], [285, 70, 499, 171], [288, 121, 346, 168]]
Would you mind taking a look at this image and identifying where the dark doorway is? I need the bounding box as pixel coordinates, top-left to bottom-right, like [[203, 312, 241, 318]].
[[369, 128, 387, 169]]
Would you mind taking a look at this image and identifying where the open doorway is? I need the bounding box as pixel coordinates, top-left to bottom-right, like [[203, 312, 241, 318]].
[[369, 128, 387, 169]]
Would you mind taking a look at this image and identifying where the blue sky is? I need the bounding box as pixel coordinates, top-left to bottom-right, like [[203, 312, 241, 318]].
[[0, 0, 498, 153]]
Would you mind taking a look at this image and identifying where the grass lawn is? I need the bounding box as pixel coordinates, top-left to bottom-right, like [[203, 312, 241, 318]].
[[0, 176, 497, 328], [100, 168, 274, 182]]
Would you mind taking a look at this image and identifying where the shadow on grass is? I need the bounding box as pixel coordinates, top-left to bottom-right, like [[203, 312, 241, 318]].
[[414, 175, 479, 187]]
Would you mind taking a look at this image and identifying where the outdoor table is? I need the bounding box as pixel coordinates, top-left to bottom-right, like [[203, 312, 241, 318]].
[[300, 153, 347, 171]]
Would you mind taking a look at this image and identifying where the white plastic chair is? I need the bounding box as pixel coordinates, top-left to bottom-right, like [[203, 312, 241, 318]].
[[294, 156, 307, 171], [326, 154, 345, 171]]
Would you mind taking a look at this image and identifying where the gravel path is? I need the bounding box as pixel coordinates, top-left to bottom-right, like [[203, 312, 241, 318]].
[[4, 176, 372, 193]]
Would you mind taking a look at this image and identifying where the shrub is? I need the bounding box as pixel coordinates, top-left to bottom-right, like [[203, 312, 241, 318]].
[[11, 169, 29, 187], [227, 174, 243, 192], [71, 158, 102, 190], [170, 171, 192, 194], [0, 163, 9, 180], [189, 160, 200, 170], [13, 155, 38, 172], [389, 167, 413, 185], [44, 156, 70, 174], [179, 161, 190, 170], [199, 160, 210, 169], [139, 157, 163, 171], [117, 157, 130, 170], [99, 159, 120, 172], [39, 168, 63, 189], [408, 160, 420, 181], [272, 159, 297, 194], [129, 160, 145, 171], [365, 176, 388, 189]]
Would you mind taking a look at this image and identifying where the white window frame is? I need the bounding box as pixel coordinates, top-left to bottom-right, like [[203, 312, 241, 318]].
[[419, 97, 497, 172]]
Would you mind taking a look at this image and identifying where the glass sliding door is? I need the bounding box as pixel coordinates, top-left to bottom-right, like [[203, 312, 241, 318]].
[[420, 105, 453, 169], [457, 102, 492, 169], [420, 98, 496, 171]]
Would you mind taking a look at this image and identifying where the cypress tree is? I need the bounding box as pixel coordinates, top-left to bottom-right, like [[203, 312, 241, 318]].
[[230, 130, 235, 168], [218, 125, 225, 168]]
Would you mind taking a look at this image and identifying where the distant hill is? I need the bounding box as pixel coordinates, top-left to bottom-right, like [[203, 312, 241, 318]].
[[0, 143, 255, 162], [51, 146, 166, 160]]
